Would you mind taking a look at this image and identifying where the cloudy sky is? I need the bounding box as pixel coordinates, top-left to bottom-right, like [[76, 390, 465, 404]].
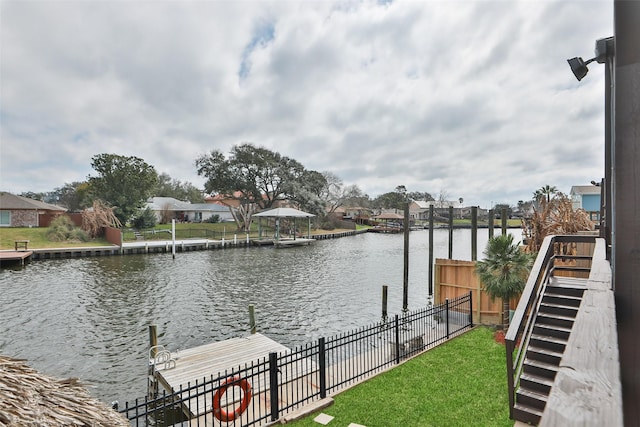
[[1, 0, 612, 208]]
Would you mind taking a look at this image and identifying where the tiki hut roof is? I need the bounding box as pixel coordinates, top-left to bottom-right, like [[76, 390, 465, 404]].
[[0, 355, 129, 427]]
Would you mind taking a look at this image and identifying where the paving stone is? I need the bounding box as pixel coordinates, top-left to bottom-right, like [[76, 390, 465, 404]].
[[313, 413, 334, 425]]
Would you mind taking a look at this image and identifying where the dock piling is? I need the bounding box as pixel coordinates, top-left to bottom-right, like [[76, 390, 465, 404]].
[[149, 325, 158, 358], [501, 208, 508, 236], [382, 285, 388, 321], [249, 304, 257, 334], [471, 207, 478, 261]]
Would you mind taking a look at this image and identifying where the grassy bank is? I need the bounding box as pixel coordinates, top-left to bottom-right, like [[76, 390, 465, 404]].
[[0, 227, 113, 249], [0, 224, 363, 250], [289, 327, 511, 427]]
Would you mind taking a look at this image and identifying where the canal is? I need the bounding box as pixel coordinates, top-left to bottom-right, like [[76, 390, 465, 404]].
[[0, 228, 521, 405]]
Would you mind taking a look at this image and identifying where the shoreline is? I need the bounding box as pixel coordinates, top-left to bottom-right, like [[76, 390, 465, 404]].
[[1, 226, 521, 264]]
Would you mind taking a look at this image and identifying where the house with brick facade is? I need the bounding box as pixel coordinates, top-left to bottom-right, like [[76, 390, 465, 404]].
[[0, 192, 67, 227]]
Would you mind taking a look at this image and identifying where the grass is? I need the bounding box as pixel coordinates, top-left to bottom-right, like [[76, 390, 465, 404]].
[[0, 223, 360, 249], [0, 227, 112, 249], [289, 327, 511, 427]]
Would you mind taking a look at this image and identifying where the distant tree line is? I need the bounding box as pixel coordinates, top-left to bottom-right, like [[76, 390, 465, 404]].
[[18, 145, 556, 229]]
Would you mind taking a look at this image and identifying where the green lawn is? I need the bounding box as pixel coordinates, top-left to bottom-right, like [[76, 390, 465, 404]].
[[0, 227, 112, 249], [0, 224, 360, 249], [289, 327, 511, 427]]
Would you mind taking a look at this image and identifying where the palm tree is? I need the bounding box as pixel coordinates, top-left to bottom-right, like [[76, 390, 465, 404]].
[[533, 185, 558, 203], [476, 234, 533, 330]]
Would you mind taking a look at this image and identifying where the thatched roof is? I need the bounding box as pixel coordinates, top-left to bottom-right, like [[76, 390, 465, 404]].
[[0, 355, 129, 427]]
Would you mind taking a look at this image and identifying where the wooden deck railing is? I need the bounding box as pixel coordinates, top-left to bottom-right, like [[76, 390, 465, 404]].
[[504, 234, 598, 420]]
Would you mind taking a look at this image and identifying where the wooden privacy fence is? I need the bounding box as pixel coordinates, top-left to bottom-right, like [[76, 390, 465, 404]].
[[434, 258, 518, 326], [434, 237, 596, 326]]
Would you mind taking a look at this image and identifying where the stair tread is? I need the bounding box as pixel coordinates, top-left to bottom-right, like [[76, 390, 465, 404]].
[[550, 275, 588, 283], [543, 293, 583, 301], [547, 280, 587, 289], [517, 387, 549, 401], [533, 323, 573, 333], [525, 358, 560, 371], [527, 345, 564, 357], [521, 372, 555, 386], [537, 312, 576, 322], [540, 301, 579, 310], [531, 332, 568, 342], [514, 403, 545, 416], [554, 254, 593, 259]]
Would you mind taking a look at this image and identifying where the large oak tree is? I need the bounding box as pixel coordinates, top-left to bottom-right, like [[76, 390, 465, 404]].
[[87, 153, 158, 225], [195, 144, 325, 229]]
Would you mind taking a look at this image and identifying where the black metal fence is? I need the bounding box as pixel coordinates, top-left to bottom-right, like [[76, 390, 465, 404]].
[[119, 292, 473, 426]]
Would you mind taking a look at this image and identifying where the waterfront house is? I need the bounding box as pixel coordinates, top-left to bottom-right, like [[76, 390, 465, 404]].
[[146, 197, 234, 223], [409, 200, 464, 220], [0, 191, 66, 227], [570, 185, 601, 221]]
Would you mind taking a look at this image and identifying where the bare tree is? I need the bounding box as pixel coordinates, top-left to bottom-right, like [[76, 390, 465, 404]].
[[81, 200, 122, 238], [437, 189, 450, 204]]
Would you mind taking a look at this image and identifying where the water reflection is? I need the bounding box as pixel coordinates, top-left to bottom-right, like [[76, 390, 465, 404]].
[[0, 229, 520, 404]]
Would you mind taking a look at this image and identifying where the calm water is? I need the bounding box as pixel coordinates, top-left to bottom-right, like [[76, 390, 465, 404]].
[[0, 228, 521, 404]]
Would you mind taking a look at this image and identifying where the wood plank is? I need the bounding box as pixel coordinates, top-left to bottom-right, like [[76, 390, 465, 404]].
[[153, 333, 293, 418], [540, 240, 623, 427], [0, 251, 32, 266]]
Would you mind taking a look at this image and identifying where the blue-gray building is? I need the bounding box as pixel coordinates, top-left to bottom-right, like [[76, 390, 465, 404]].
[[570, 185, 601, 221]]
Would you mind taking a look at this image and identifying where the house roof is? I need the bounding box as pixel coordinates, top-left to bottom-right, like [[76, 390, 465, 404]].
[[146, 197, 229, 212], [374, 212, 404, 219], [410, 200, 463, 209], [0, 192, 66, 211], [570, 185, 601, 196], [411, 200, 431, 209]]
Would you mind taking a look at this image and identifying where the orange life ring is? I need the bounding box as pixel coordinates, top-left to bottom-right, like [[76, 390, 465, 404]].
[[212, 376, 252, 422]]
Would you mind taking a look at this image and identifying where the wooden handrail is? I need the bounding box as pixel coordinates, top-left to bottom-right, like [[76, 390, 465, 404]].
[[505, 234, 597, 420]]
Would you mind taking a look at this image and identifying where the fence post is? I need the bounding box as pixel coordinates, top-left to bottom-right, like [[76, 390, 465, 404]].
[[319, 338, 327, 399], [269, 352, 279, 422], [394, 314, 401, 364], [445, 299, 450, 339], [468, 291, 474, 327]]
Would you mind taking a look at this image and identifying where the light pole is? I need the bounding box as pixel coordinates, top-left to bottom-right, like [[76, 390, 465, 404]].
[[567, 36, 614, 260]]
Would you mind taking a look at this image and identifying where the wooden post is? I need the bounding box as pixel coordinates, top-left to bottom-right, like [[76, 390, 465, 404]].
[[501, 208, 508, 236], [488, 209, 494, 239], [402, 202, 409, 312], [249, 304, 257, 334], [149, 325, 158, 358], [429, 205, 434, 301], [382, 285, 388, 321], [448, 206, 453, 259], [471, 206, 478, 261], [171, 219, 176, 259], [434, 259, 440, 305]]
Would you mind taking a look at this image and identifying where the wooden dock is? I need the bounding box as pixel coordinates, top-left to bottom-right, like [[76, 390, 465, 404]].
[[154, 334, 288, 395], [151, 333, 319, 423], [0, 251, 33, 266]]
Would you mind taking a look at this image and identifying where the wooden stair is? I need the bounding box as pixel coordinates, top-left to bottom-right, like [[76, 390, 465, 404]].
[[512, 275, 588, 425]]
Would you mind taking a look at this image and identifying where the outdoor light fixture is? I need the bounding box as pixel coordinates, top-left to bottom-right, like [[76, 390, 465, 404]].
[[567, 57, 594, 81], [567, 37, 614, 81], [568, 36, 614, 259]]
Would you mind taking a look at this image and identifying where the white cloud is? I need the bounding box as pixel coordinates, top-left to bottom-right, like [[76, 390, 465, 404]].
[[0, 0, 612, 208]]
